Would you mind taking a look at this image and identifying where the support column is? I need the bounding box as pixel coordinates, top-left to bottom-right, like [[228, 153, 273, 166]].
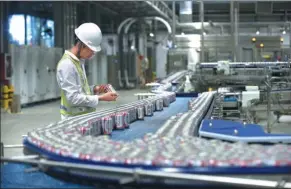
[[234, 3, 239, 62], [231, 1, 239, 62], [0, 1, 4, 53], [53, 2, 63, 48], [152, 19, 157, 74], [230, 1, 234, 62], [118, 29, 124, 87], [200, 1, 205, 62], [0, 1, 9, 53], [172, 1, 176, 47], [289, 23, 291, 50]]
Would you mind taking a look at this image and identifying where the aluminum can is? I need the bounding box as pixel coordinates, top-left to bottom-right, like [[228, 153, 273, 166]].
[[94, 118, 102, 136], [106, 84, 116, 93], [145, 103, 153, 116], [159, 99, 164, 110], [137, 106, 145, 120], [123, 112, 130, 128], [131, 108, 137, 121], [155, 99, 163, 111], [163, 97, 170, 107], [102, 116, 112, 135], [115, 113, 124, 129], [108, 117, 114, 133], [112, 113, 117, 128], [78, 126, 91, 136]]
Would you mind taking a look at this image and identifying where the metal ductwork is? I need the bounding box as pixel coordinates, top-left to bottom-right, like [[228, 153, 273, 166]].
[[179, 1, 192, 23]]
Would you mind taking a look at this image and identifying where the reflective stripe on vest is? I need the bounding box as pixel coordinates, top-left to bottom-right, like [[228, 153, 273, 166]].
[[57, 53, 96, 116]]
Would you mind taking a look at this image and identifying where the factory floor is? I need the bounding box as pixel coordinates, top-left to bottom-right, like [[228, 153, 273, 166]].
[[1, 89, 148, 157]]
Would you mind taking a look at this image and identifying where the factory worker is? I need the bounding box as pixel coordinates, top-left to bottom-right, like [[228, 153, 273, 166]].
[[56, 23, 118, 120]]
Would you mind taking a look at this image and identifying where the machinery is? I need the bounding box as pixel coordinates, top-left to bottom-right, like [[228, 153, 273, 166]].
[[2, 66, 291, 188]]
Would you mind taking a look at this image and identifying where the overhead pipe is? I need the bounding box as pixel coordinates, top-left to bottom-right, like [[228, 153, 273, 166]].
[[211, 21, 291, 27], [176, 21, 291, 31], [123, 17, 172, 35], [117, 18, 135, 35], [144, 1, 171, 22], [117, 18, 134, 88]]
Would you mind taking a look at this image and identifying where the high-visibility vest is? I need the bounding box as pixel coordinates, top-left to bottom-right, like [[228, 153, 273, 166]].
[[57, 54, 96, 116]]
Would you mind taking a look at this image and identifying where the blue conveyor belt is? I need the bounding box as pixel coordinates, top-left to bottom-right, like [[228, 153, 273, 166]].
[[111, 97, 191, 141], [199, 119, 291, 143]]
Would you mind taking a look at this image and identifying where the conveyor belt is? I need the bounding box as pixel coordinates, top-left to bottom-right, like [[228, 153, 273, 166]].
[[199, 119, 291, 143], [111, 97, 191, 141]]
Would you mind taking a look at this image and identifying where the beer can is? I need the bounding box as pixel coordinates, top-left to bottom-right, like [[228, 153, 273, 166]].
[[137, 106, 145, 120], [94, 118, 102, 136], [89, 118, 96, 136], [115, 113, 124, 129], [78, 126, 91, 136], [123, 112, 130, 128], [102, 116, 112, 135], [131, 108, 137, 122], [159, 99, 164, 110], [163, 97, 170, 107], [79, 153, 92, 161], [133, 107, 138, 121], [108, 117, 114, 133], [145, 103, 153, 116], [127, 108, 133, 122], [106, 84, 116, 93]]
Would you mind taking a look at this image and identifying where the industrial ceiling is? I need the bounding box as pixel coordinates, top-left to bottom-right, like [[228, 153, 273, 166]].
[[7, 1, 291, 33]]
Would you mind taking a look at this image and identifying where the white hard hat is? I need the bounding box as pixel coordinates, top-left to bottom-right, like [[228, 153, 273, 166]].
[[74, 23, 102, 52]]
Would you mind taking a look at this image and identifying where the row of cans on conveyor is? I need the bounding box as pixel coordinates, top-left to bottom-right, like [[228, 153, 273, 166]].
[[27, 92, 176, 143], [25, 131, 291, 168], [160, 70, 188, 84], [199, 62, 291, 69], [156, 70, 189, 92], [188, 92, 215, 111], [155, 92, 215, 138]]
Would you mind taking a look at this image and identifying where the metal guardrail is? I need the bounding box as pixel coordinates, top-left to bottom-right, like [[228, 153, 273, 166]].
[[1, 157, 291, 188]]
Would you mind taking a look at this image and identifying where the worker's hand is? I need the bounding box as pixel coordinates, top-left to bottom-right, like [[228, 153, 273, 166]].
[[98, 92, 118, 101], [94, 84, 108, 94]]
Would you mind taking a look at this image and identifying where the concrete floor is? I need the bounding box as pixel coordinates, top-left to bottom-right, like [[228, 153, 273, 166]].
[[1, 89, 148, 157]]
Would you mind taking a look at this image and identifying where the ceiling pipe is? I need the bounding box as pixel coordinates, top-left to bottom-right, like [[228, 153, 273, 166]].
[[211, 21, 291, 27], [117, 18, 135, 35], [124, 19, 138, 34], [123, 17, 172, 35], [144, 1, 171, 22]]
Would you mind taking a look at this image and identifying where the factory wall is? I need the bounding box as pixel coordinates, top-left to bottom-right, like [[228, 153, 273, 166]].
[[10, 45, 63, 104]]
